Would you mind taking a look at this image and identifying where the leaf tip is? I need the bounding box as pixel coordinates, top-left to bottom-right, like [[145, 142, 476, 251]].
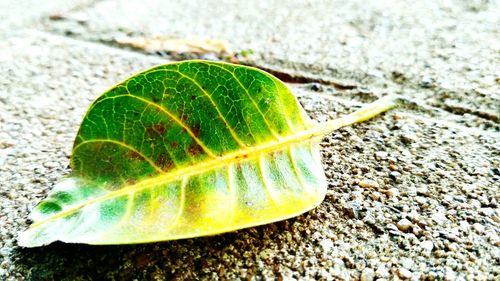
[[17, 229, 40, 248], [17, 224, 61, 248]]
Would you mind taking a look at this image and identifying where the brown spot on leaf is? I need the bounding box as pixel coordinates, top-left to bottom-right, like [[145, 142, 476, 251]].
[[128, 151, 143, 160], [156, 155, 166, 166], [153, 124, 166, 134], [155, 155, 174, 171], [93, 142, 103, 153], [171, 142, 178, 148], [146, 123, 167, 135], [126, 179, 137, 185], [191, 95, 196, 100], [188, 143, 204, 156], [191, 124, 200, 137], [162, 161, 174, 171]]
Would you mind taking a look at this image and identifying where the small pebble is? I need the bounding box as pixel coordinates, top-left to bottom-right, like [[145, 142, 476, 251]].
[[375, 151, 388, 160], [259, 249, 272, 260], [479, 208, 495, 217], [392, 113, 403, 120], [472, 223, 485, 234], [386, 223, 399, 232], [389, 171, 402, 181], [43, 161, 58, 169], [345, 204, 360, 219], [420, 76, 434, 88], [387, 157, 398, 164], [370, 191, 382, 201], [309, 83, 322, 91], [400, 258, 414, 269], [386, 188, 399, 197], [445, 267, 457, 281], [360, 267, 375, 281], [319, 239, 334, 253], [415, 196, 427, 205], [375, 265, 390, 278], [420, 240, 434, 252], [397, 219, 413, 232], [349, 135, 363, 143], [359, 179, 380, 189], [416, 186, 429, 195], [401, 133, 417, 144], [397, 268, 412, 279]]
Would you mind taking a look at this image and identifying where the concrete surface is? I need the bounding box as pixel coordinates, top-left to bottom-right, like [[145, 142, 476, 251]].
[[0, 0, 498, 280], [43, 0, 500, 122], [0, 0, 94, 32]]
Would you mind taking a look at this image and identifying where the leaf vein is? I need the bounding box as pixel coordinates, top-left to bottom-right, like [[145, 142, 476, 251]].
[[226, 164, 236, 226], [165, 176, 187, 234], [72, 139, 164, 173], [171, 69, 248, 147], [88, 94, 217, 158], [287, 145, 314, 197], [257, 154, 279, 205], [204, 62, 281, 139]]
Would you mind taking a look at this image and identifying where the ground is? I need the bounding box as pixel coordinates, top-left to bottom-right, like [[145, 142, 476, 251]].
[[0, 0, 498, 280]]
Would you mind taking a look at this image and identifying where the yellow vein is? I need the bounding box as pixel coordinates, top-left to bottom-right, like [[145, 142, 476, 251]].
[[164, 69, 247, 147], [165, 176, 187, 234], [257, 154, 279, 205], [205, 63, 281, 139], [30, 97, 398, 228], [145, 186, 157, 228], [72, 139, 163, 173], [97, 192, 135, 239], [226, 163, 236, 226], [120, 193, 135, 228], [307, 142, 324, 173], [85, 94, 217, 158], [287, 145, 315, 197]]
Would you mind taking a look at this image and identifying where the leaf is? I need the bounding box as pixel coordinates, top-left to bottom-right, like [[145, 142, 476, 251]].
[[115, 36, 233, 56], [18, 60, 398, 247]]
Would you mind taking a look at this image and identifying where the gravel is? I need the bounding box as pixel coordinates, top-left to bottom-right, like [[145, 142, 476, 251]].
[[1, 1, 499, 280]]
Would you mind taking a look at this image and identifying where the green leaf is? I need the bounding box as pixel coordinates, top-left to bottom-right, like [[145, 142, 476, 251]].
[[19, 60, 398, 247]]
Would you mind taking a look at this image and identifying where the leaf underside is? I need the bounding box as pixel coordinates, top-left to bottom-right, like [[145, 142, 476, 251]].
[[19, 60, 328, 247]]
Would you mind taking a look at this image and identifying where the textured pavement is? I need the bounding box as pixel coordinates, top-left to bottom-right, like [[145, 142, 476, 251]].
[[43, 0, 500, 120], [0, 1, 498, 280]]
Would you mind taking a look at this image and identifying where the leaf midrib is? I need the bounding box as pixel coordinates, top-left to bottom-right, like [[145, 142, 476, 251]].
[[31, 117, 350, 229]]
